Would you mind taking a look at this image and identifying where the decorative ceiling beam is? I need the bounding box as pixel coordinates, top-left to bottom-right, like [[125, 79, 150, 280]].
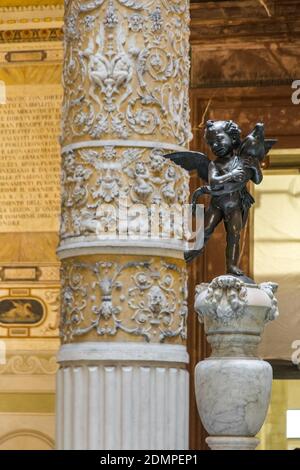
[[0, 1, 300, 45]]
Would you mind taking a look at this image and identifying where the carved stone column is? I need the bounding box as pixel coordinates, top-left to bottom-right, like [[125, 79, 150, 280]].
[[56, 0, 191, 450], [194, 276, 279, 451]]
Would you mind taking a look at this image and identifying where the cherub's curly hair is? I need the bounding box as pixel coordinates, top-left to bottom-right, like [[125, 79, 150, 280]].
[[205, 120, 241, 149]]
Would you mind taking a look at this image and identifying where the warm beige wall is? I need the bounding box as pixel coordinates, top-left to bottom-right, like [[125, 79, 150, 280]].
[[0, 412, 55, 450], [258, 380, 300, 450], [1, 1, 62, 6], [253, 170, 300, 450], [253, 170, 300, 361]]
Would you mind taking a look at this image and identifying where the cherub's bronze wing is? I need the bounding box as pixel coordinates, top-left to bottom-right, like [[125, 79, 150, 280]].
[[163, 151, 209, 182], [264, 139, 277, 156]]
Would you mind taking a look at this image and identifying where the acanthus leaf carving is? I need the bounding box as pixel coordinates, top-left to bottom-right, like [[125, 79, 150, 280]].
[[197, 276, 248, 325], [259, 282, 279, 322], [117, 0, 146, 10]]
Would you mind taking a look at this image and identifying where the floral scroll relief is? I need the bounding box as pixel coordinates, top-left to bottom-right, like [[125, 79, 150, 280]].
[[259, 282, 279, 322], [60, 259, 187, 343], [196, 276, 248, 325], [61, 0, 191, 146], [60, 146, 189, 239]]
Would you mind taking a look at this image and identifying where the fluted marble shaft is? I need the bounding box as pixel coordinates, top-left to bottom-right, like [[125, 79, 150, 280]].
[[56, 0, 191, 449], [56, 343, 189, 450]]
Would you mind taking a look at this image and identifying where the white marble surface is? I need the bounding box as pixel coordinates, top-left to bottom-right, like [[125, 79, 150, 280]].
[[206, 436, 260, 451], [57, 238, 187, 260], [195, 358, 272, 437], [56, 342, 189, 450], [194, 276, 278, 450], [194, 276, 279, 357], [58, 342, 189, 364]]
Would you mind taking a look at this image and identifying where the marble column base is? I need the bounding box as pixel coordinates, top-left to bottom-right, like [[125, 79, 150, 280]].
[[56, 342, 189, 450], [206, 437, 260, 451]]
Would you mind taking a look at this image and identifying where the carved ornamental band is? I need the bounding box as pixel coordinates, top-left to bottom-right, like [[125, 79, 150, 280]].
[[60, 146, 189, 239], [62, 0, 191, 147], [61, 257, 188, 343]]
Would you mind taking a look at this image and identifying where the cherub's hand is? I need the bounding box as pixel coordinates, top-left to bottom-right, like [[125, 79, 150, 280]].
[[243, 156, 256, 167], [231, 168, 245, 182]]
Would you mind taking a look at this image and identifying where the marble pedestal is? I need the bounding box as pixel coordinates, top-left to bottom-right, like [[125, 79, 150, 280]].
[[194, 276, 279, 451], [56, 342, 189, 450]]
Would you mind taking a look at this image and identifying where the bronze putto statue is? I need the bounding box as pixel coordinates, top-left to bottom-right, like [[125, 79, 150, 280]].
[[164, 120, 277, 277]]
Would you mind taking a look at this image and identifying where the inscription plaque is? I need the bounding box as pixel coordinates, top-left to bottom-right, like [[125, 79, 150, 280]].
[[0, 85, 61, 232]]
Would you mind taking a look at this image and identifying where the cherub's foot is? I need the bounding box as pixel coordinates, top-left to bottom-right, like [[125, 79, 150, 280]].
[[184, 249, 201, 263], [227, 265, 244, 276]]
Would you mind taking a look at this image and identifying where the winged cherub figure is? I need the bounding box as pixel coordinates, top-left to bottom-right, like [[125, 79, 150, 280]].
[[164, 120, 276, 276]]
